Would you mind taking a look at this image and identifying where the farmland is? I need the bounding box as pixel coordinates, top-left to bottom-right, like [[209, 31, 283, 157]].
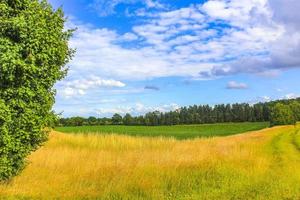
[[55, 122, 269, 139], [2, 0, 300, 199], [1, 124, 300, 199]]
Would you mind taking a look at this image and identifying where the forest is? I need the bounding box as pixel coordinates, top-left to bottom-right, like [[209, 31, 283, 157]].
[[58, 98, 300, 127]]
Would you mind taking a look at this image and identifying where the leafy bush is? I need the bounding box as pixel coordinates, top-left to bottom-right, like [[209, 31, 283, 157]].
[[270, 103, 296, 126], [289, 101, 300, 122], [0, 0, 72, 180]]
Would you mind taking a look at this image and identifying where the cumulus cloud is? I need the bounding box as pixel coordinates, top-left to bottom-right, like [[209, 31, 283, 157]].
[[58, 76, 126, 98], [226, 81, 248, 90], [119, 32, 139, 41], [60, 87, 86, 99], [202, 0, 300, 77], [55, 0, 300, 116], [144, 0, 165, 9], [65, 0, 300, 83], [269, 0, 300, 31], [67, 23, 188, 81]]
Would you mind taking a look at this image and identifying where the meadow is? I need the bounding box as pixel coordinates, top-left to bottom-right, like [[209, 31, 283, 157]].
[[55, 122, 269, 139], [0, 123, 299, 199]]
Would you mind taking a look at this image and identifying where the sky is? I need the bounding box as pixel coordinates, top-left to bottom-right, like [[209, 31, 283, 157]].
[[49, 0, 300, 117]]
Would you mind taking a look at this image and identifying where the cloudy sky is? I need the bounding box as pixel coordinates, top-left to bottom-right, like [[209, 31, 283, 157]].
[[49, 0, 300, 117]]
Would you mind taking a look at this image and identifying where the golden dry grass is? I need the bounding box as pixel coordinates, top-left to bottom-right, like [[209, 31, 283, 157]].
[[0, 125, 299, 199]]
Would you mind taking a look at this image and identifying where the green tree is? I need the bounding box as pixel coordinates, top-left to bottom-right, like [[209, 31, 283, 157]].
[[87, 116, 97, 126], [123, 113, 133, 125], [0, 0, 73, 180], [112, 113, 123, 125], [71, 117, 85, 126], [270, 103, 295, 126], [289, 101, 300, 122], [136, 116, 144, 125]]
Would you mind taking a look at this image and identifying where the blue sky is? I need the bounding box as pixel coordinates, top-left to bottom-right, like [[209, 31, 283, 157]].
[[49, 0, 300, 117]]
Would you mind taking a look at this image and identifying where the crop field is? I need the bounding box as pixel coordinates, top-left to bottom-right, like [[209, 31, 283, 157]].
[[55, 122, 269, 139], [0, 124, 300, 199]]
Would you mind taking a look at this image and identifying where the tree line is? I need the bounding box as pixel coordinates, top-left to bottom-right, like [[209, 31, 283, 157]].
[[57, 98, 300, 127]]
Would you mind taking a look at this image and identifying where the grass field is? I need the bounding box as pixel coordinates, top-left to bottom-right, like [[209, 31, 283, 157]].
[[55, 122, 269, 139], [0, 124, 300, 199]]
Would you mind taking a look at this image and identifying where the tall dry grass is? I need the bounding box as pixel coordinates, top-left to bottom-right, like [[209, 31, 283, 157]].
[[0, 125, 299, 199]]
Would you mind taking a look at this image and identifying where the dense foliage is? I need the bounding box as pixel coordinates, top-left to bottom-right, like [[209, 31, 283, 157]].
[[57, 98, 300, 126], [0, 0, 72, 180], [58, 98, 300, 127], [270, 101, 300, 126]]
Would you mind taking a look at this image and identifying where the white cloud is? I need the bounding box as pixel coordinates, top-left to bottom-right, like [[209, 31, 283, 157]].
[[269, 0, 300, 31], [260, 96, 272, 102], [66, 20, 215, 81], [119, 32, 139, 41], [283, 93, 299, 100], [66, 76, 125, 89], [145, 0, 165, 9], [247, 95, 272, 105], [226, 81, 248, 89], [67, 0, 300, 82], [202, 1, 232, 19], [58, 76, 126, 98], [96, 103, 180, 116], [203, 0, 300, 77], [56, 0, 300, 108], [54, 0, 300, 118], [60, 87, 84, 99], [257, 70, 281, 78], [90, 0, 166, 16]]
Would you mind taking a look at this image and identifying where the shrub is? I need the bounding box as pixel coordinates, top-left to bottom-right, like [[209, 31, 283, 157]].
[[289, 101, 300, 122], [0, 0, 73, 180], [270, 103, 296, 127]]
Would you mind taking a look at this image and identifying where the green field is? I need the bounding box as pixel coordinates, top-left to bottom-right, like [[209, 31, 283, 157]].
[[55, 122, 269, 139]]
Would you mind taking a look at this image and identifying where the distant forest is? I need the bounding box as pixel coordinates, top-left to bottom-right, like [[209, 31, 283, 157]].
[[58, 98, 300, 126]]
